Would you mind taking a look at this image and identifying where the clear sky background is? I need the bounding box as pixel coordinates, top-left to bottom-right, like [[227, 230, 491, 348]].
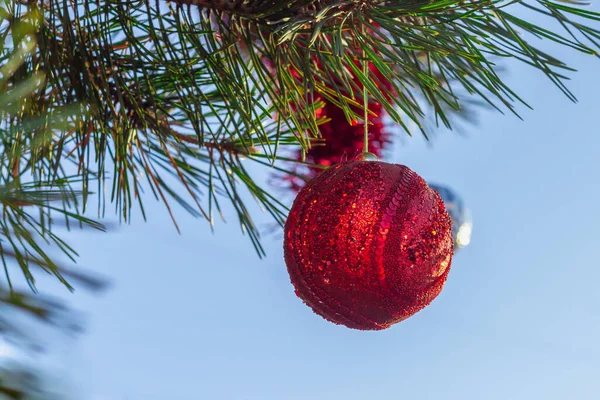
[[11, 5, 600, 399]]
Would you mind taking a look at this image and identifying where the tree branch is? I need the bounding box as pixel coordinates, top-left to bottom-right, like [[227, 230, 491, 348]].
[[174, 0, 293, 16]]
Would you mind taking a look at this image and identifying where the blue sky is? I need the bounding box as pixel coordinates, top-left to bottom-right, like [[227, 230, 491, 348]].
[[9, 7, 600, 399]]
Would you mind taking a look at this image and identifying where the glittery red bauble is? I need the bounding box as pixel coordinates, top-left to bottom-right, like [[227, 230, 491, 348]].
[[284, 161, 454, 330]]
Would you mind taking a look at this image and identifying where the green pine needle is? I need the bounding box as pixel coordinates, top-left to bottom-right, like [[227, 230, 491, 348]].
[[1, 0, 599, 289]]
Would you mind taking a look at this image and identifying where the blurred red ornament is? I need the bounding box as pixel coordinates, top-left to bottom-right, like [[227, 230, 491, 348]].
[[274, 61, 394, 192], [284, 161, 454, 330], [306, 100, 388, 167], [276, 96, 390, 191], [274, 103, 390, 192]]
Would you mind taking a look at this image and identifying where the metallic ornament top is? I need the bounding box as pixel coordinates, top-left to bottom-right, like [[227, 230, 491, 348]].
[[284, 161, 454, 330]]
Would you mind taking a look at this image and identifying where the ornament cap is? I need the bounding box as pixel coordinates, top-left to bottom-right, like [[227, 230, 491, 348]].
[[356, 151, 379, 162]]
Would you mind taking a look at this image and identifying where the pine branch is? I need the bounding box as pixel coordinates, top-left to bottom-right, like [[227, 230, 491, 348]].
[[1, 0, 600, 291], [174, 0, 286, 16], [0, 6, 108, 290], [0, 362, 68, 399]]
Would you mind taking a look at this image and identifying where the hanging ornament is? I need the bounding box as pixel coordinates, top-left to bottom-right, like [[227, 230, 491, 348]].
[[284, 161, 454, 330], [428, 184, 472, 250], [273, 99, 390, 192], [274, 61, 393, 193], [304, 99, 389, 167]]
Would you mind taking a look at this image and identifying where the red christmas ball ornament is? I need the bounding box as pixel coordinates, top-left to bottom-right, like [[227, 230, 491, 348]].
[[284, 161, 454, 330]]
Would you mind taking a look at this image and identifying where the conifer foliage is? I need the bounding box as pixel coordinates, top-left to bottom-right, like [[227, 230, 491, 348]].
[[1, 0, 599, 290]]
